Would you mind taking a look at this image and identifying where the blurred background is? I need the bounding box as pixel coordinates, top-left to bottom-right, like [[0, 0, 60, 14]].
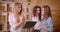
[[0, 0, 60, 32]]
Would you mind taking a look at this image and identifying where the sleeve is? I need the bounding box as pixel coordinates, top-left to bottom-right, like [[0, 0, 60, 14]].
[[47, 18, 53, 32], [9, 14, 16, 29]]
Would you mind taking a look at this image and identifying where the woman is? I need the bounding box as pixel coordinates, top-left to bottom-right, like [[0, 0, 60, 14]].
[[9, 2, 25, 32], [32, 6, 41, 32], [40, 5, 53, 32]]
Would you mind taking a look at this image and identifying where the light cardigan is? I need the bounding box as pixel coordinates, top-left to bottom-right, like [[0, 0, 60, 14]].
[[32, 17, 53, 32], [9, 13, 25, 32], [40, 17, 53, 32]]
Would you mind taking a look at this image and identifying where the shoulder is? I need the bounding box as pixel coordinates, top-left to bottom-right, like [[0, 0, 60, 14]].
[[9, 13, 14, 17], [9, 13, 15, 19], [47, 17, 53, 23], [48, 17, 53, 21]]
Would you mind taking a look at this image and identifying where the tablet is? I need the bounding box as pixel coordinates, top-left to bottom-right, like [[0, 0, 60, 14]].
[[23, 21, 36, 28]]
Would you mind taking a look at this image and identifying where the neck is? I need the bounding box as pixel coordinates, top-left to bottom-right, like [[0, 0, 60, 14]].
[[44, 15, 49, 20], [35, 13, 39, 17], [34, 15, 38, 17]]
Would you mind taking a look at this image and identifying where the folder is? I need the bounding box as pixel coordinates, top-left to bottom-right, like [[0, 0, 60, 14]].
[[23, 21, 36, 29]]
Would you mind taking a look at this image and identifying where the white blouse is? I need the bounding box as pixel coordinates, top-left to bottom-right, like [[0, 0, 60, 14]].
[[9, 13, 23, 32], [32, 17, 40, 30]]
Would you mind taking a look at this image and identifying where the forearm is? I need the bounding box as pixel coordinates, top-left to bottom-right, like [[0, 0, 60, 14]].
[[47, 23, 53, 32], [47, 26, 53, 32], [40, 26, 48, 31], [15, 22, 22, 29], [15, 17, 25, 29]]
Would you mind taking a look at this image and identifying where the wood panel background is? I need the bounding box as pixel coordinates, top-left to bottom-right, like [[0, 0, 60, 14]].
[[0, 0, 60, 32]]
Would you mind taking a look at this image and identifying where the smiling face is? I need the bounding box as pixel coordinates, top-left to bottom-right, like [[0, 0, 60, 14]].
[[17, 5, 21, 13], [33, 6, 41, 17], [42, 7, 48, 17], [15, 3, 22, 14], [36, 8, 40, 15], [42, 5, 51, 18]]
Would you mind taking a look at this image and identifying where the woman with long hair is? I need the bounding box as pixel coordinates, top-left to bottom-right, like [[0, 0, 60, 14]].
[[40, 5, 53, 32], [9, 2, 25, 32], [32, 5, 41, 32]]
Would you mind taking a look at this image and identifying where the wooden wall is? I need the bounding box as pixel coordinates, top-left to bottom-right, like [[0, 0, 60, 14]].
[[0, 0, 60, 32], [27, 0, 60, 32]]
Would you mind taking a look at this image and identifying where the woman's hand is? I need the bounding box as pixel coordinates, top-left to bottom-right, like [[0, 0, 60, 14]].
[[40, 26, 48, 31], [15, 21, 22, 29]]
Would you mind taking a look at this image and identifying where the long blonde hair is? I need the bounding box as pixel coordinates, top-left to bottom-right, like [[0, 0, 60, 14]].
[[14, 2, 23, 23]]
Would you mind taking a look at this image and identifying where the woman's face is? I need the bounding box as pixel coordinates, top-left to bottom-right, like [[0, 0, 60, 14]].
[[36, 8, 40, 15], [42, 7, 49, 17], [16, 5, 21, 13]]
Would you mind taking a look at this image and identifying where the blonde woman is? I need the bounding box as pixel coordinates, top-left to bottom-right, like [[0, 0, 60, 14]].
[[9, 3, 25, 32]]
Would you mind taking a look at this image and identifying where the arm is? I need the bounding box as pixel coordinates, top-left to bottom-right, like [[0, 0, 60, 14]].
[[9, 14, 16, 30], [15, 21, 22, 29], [9, 14, 23, 30], [47, 18, 53, 32], [40, 25, 48, 31], [40, 18, 53, 32], [15, 14, 26, 29], [15, 16, 26, 29]]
